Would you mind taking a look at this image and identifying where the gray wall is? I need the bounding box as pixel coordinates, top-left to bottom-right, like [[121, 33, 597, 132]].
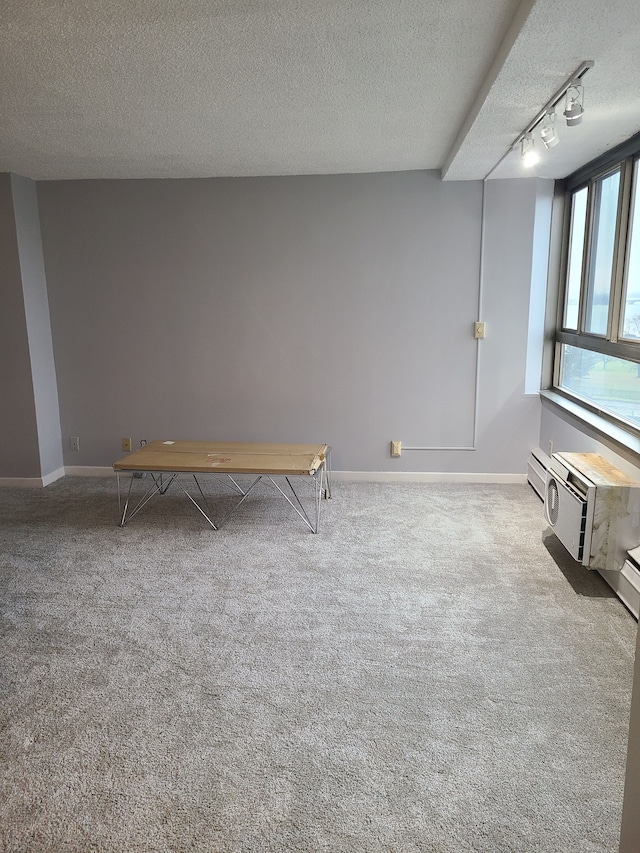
[[36, 171, 547, 473], [477, 178, 546, 469]]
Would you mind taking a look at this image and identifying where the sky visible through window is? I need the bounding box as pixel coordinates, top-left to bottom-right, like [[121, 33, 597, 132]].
[[585, 170, 619, 335], [623, 164, 640, 339], [558, 157, 640, 432]]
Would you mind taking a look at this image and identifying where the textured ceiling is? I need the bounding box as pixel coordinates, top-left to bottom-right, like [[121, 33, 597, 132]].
[[1, 0, 639, 182]]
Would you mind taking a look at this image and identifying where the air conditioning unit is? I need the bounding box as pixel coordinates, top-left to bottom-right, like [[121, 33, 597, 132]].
[[544, 453, 640, 618], [527, 446, 551, 500], [545, 455, 596, 565], [544, 452, 640, 571]]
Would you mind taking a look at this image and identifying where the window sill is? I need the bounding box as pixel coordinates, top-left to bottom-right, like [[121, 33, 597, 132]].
[[540, 389, 640, 458]]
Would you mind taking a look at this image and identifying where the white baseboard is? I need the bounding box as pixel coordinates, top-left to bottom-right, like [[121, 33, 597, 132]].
[[65, 466, 115, 477], [331, 471, 527, 484], [0, 477, 46, 488], [0, 467, 66, 488]]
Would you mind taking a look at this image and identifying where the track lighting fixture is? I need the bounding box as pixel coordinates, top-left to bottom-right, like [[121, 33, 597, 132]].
[[563, 80, 585, 126], [484, 61, 594, 178], [521, 133, 540, 168], [540, 112, 559, 149]]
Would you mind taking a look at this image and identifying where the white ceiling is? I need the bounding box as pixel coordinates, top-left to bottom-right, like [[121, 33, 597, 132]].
[[1, 0, 639, 182]]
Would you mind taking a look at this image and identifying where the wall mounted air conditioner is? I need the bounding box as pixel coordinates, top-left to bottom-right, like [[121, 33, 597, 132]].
[[545, 452, 640, 570], [544, 452, 640, 618]]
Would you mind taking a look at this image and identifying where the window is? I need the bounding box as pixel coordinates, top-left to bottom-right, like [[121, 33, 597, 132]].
[[622, 163, 640, 341], [555, 142, 640, 434]]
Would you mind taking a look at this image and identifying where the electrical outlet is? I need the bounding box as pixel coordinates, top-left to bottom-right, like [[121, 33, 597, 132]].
[[122, 437, 132, 452], [391, 440, 402, 457], [69, 436, 80, 451], [473, 321, 486, 339]]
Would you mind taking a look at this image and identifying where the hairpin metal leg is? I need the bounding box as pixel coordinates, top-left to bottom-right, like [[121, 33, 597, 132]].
[[215, 475, 263, 528], [324, 447, 332, 499], [117, 471, 179, 526], [265, 471, 324, 533], [173, 475, 218, 529], [150, 472, 173, 494]]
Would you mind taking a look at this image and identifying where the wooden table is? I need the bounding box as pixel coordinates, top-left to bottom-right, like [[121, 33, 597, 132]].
[[113, 440, 331, 532]]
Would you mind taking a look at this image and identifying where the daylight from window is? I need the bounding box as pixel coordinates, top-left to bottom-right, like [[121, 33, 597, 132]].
[[563, 187, 587, 330], [560, 344, 640, 428], [584, 170, 620, 335], [622, 163, 640, 340], [556, 150, 640, 433]]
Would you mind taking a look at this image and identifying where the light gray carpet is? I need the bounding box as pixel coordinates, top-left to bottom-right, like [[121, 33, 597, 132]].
[[0, 477, 636, 853]]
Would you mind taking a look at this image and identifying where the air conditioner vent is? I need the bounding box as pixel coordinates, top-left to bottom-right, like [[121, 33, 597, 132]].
[[527, 447, 551, 500]]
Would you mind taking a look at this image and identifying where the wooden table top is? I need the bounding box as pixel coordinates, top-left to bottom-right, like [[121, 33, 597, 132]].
[[113, 440, 328, 476]]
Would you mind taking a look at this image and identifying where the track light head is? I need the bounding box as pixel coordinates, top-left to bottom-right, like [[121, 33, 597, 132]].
[[521, 133, 539, 168], [564, 80, 585, 126], [540, 112, 560, 149]]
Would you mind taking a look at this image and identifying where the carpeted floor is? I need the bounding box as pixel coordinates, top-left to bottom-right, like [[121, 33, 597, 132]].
[[0, 476, 637, 852]]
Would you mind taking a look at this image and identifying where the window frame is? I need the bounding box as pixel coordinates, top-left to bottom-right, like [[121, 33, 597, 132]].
[[620, 159, 640, 343], [552, 132, 640, 437]]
